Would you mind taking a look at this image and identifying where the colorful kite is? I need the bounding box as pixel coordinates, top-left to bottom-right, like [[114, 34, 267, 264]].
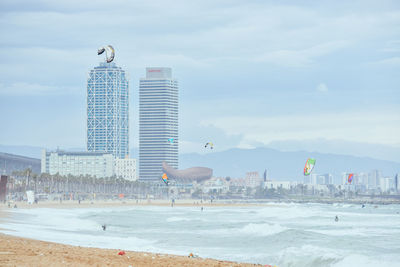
[[97, 45, 115, 63], [162, 173, 169, 185], [303, 158, 316, 176], [168, 138, 174, 144], [348, 173, 354, 184]]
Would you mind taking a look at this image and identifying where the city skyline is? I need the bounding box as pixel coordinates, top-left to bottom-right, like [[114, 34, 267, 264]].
[[0, 0, 399, 162]]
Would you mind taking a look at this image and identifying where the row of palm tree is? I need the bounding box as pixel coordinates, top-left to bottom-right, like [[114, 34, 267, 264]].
[[9, 168, 162, 196]]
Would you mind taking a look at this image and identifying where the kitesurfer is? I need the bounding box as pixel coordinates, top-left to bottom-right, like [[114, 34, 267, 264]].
[[335, 215, 339, 222]]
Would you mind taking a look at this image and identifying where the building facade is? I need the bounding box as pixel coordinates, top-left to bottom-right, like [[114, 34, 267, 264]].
[[87, 62, 129, 159], [139, 67, 178, 181], [245, 172, 262, 188], [41, 150, 114, 178], [115, 158, 137, 181]]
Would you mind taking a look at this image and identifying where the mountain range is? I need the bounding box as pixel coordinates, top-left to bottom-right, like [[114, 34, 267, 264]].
[[1, 144, 399, 182], [179, 147, 400, 182]]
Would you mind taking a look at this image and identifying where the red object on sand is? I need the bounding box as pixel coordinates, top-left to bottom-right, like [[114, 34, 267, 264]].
[[118, 251, 126, 255]]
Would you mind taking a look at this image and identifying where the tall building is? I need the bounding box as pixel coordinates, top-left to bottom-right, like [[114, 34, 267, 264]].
[[87, 62, 129, 159], [139, 67, 178, 181]]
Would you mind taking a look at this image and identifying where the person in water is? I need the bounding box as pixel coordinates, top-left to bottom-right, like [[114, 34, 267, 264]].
[[335, 215, 339, 222], [102, 224, 106, 231]]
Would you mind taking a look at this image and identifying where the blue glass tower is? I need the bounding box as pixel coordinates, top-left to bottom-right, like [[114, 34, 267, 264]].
[[87, 62, 129, 159], [139, 67, 178, 181]]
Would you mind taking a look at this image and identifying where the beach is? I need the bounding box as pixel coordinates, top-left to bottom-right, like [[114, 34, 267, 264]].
[[0, 202, 265, 266], [1, 200, 399, 267], [0, 233, 261, 267]]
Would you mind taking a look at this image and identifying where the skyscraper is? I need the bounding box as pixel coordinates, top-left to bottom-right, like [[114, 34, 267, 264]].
[[139, 67, 178, 181], [87, 62, 129, 159]]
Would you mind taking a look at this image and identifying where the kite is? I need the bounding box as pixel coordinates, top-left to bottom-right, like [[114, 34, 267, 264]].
[[205, 142, 214, 149], [97, 45, 115, 63], [303, 158, 316, 176], [168, 138, 174, 144], [162, 173, 169, 185], [348, 173, 354, 184]]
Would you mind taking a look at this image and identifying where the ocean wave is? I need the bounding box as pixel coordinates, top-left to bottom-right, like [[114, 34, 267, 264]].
[[166, 216, 193, 222], [239, 223, 288, 236]]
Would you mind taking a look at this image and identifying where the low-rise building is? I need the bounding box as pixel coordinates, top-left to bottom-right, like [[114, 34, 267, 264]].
[[245, 172, 262, 188], [41, 150, 114, 178], [115, 158, 137, 181]]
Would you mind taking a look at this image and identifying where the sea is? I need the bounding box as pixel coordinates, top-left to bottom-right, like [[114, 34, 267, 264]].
[[1, 202, 399, 267]]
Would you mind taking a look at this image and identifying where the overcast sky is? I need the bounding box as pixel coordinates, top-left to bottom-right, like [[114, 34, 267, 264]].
[[0, 0, 399, 156]]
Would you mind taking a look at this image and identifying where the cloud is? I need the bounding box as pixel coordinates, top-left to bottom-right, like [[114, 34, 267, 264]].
[[200, 110, 400, 146], [316, 83, 328, 92], [0, 82, 80, 95], [256, 41, 350, 68], [380, 40, 400, 52], [372, 57, 400, 66]]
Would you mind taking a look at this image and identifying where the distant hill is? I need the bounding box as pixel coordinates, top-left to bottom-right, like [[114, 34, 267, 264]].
[[0, 152, 41, 175], [180, 147, 400, 182], [0, 144, 44, 159]]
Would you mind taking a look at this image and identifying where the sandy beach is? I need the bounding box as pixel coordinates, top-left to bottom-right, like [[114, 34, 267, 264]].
[[0, 202, 265, 266], [0, 233, 263, 267]]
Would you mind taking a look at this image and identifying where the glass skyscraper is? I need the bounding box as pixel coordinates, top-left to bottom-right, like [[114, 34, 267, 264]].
[[139, 67, 178, 181], [87, 62, 129, 159]]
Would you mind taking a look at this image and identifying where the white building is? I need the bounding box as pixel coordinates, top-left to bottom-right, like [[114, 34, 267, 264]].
[[41, 150, 114, 178], [115, 158, 137, 181], [139, 67, 178, 181], [379, 177, 393, 193], [263, 181, 295, 190], [245, 172, 262, 188], [312, 173, 333, 185]]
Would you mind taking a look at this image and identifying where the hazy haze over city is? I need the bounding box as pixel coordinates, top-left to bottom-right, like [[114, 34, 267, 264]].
[[0, 0, 399, 161]]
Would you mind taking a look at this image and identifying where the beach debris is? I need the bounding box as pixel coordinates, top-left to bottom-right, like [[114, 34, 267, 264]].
[[98, 45, 115, 63], [188, 252, 199, 258], [204, 142, 214, 149], [118, 251, 126, 255], [348, 173, 354, 184], [303, 158, 316, 176]]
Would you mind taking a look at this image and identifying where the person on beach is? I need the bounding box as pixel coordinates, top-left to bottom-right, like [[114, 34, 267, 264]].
[[335, 215, 339, 222], [102, 224, 106, 231]]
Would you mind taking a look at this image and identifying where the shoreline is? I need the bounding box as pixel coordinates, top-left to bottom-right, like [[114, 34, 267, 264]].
[[2, 196, 399, 210], [1, 201, 398, 266], [0, 206, 266, 266]]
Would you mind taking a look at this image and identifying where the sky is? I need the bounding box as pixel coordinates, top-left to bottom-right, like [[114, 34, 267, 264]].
[[0, 0, 399, 159]]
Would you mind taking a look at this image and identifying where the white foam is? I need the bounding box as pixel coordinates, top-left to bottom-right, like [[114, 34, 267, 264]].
[[239, 223, 287, 236]]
